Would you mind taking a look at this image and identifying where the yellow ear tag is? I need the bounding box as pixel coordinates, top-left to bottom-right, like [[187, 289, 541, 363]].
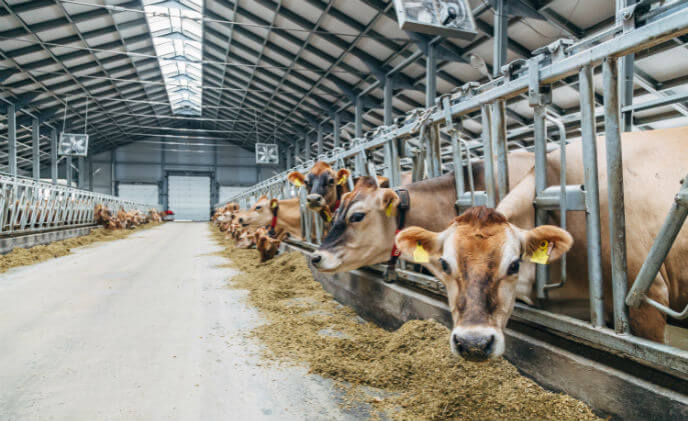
[[321, 208, 332, 222], [271, 201, 278, 209], [530, 240, 554, 265], [385, 202, 396, 218], [293, 179, 303, 188], [337, 175, 347, 186], [413, 241, 430, 263]]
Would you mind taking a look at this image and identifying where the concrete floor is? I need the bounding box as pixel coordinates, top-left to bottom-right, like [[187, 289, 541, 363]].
[[0, 223, 367, 421]]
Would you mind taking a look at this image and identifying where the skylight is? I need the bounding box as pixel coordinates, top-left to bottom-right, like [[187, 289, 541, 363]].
[[144, 0, 204, 116]]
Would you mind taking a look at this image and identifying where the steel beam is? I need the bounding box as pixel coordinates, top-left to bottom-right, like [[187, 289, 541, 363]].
[[32, 117, 40, 180], [8, 103, 17, 176], [51, 127, 58, 184]]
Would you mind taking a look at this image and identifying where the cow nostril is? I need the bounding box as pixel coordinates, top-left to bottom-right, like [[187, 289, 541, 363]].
[[485, 335, 495, 355], [311, 254, 322, 265]]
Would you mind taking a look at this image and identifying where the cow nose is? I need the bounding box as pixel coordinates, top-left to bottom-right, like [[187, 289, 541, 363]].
[[306, 194, 322, 204], [452, 332, 495, 362], [310, 253, 322, 266]]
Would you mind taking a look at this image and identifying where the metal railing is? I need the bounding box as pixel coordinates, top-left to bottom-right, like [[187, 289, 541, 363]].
[[0, 173, 160, 236], [217, 2, 688, 379]]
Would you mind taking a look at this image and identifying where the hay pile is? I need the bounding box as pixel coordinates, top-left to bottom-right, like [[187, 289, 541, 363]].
[[0, 223, 161, 273], [214, 230, 601, 421]]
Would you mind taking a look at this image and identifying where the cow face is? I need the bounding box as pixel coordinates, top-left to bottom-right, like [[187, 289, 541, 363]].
[[288, 161, 350, 211], [310, 176, 399, 272], [395, 207, 572, 362], [238, 196, 272, 227]]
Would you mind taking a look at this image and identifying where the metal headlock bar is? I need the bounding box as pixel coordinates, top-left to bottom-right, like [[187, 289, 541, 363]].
[[0, 174, 160, 236], [217, 3, 688, 379]]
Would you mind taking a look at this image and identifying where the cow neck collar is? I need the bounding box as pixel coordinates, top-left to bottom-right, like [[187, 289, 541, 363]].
[[319, 184, 344, 223], [386, 188, 411, 281], [269, 202, 279, 235]]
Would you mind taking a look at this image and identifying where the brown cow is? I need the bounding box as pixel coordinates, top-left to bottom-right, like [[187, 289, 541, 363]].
[[396, 207, 571, 361], [397, 126, 688, 354], [287, 162, 350, 215], [239, 196, 302, 240]]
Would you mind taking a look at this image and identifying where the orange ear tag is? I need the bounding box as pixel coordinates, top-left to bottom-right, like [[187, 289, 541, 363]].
[[530, 240, 554, 265], [337, 175, 348, 186], [413, 241, 429, 263]]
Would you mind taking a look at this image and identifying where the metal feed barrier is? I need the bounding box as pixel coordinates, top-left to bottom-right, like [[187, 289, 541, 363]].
[[218, 2, 688, 380], [0, 173, 160, 236]]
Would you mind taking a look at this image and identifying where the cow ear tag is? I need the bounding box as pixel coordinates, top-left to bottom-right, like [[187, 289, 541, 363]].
[[337, 175, 347, 186], [292, 179, 303, 187], [385, 201, 396, 218], [271, 200, 278, 209], [413, 241, 430, 263], [530, 240, 554, 265]]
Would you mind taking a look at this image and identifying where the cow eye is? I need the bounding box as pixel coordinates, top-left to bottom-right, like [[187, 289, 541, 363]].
[[349, 212, 365, 223], [439, 258, 451, 274], [328, 178, 335, 185], [255, 206, 262, 210], [507, 259, 520, 275]]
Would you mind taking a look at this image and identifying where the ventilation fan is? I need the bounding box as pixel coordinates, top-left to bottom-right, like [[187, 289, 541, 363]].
[[255, 143, 279, 165], [58, 133, 89, 157], [393, 0, 477, 39]]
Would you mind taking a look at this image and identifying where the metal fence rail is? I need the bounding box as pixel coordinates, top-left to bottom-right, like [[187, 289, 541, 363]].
[[216, 2, 688, 380], [0, 174, 160, 236]]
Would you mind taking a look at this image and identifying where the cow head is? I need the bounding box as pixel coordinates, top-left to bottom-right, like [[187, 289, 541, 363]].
[[310, 176, 400, 272], [256, 232, 283, 262], [395, 207, 572, 361], [237, 196, 273, 227], [288, 161, 350, 212]]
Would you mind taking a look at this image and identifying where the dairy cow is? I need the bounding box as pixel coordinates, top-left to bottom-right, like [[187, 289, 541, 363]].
[[396, 126, 688, 356]]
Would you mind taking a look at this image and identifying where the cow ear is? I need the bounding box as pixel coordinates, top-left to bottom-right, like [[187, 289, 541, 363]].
[[335, 169, 351, 186], [377, 176, 390, 188], [523, 225, 573, 263], [379, 189, 400, 216], [395, 226, 443, 262], [287, 171, 306, 187]]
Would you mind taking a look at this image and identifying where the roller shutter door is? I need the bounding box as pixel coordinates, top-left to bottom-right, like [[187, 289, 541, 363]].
[[118, 184, 159, 205], [168, 175, 210, 221]]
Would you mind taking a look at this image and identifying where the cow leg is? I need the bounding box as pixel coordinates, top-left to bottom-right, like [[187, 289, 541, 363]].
[[628, 273, 669, 343]]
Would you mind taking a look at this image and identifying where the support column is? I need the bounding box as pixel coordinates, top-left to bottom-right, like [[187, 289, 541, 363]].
[[425, 43, 436, 107], [317, 124, 323, 157], [384, 76, 393, 125], [51, 128, 58, 184], [617, 0, 636, 131], [579, 64, 605, 328], [355, 97, 363, 138], [110, 151, 116, 195], [304, 133, 311, 160], [333, 112, 341, 148], [161, 142, 167, 208], [493, 0, 508, 79], [66, 156, 73, 187], [78, 156, 86, 188], [603, 57, 630, 334], [8, 103, 17, 176], [87, 158, 93, 191], [32, 118, 40, 180]]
